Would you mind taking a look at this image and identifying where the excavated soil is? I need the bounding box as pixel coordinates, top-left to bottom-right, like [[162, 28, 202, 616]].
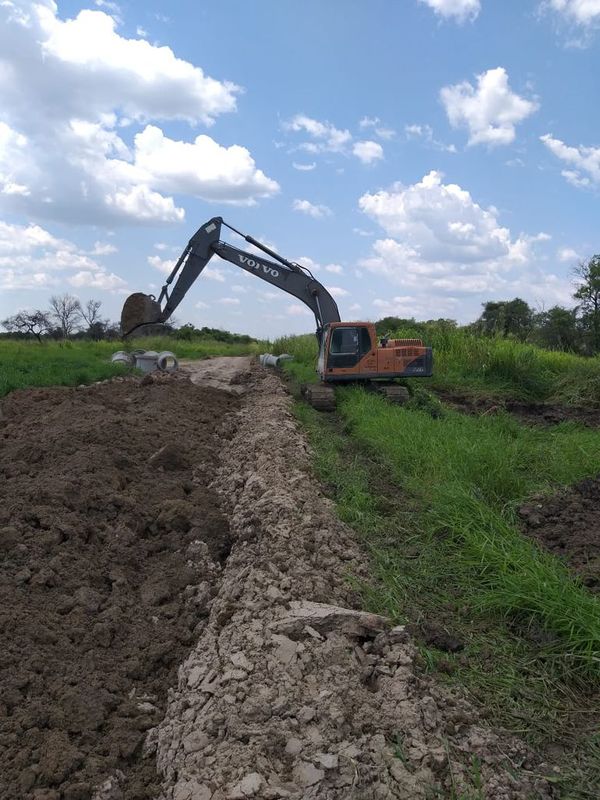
[[0, 374, 239, 800], [435, 389, 600, 427], [519, 476, 600, 592], [0, 360, 560, 799]]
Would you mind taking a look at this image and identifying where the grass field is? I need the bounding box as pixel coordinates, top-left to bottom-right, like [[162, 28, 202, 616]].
[[0, 337, 264, 398]]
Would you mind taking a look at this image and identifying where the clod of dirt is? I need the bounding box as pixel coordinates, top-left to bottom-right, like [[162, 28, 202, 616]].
[[0, 375, 239, 799], [519, 476, 600, 591], [154, 364, 553, 800]]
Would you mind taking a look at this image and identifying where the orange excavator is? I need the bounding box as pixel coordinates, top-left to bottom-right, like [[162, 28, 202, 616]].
[[121, 217, 432, 410]]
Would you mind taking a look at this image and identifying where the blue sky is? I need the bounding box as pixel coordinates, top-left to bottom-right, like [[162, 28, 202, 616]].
[[1, 0, 599, 338]]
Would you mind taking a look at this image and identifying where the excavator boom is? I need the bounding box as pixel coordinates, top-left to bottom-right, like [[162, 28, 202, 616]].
[[121, 217, 340, 339]]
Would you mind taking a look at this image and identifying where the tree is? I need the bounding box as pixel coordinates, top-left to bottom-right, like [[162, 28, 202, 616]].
[[79, 299, 109, 340], [477, 298, 534, 340], [1, 310, 51, 343], [574, 255, 600, 354], [49, 293, 82, 338], [533, 306, 581, 352]]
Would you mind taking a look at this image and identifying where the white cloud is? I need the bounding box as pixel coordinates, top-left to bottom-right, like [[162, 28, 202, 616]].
[[0, 219, 126, 292], [440, 67, 538, 146], [0, 1, 277, 223], [329, 286, 349, 297], [557, 246, 581, 262], [545, 0, 600, 26], [358, 171, 549, 300], [325, 263, 344, 274], [292, 199, 332, 218], [69, 269, 127, 290], [196, 300, 209, 309], [231, 284, 247, 293], [405, 123, 457, 152], [358, 117, 396, 139], [285, 114, 352, 153], [148, 255, 175, 275], [292, 161, 317, 171], [349, 303, 362, 313], [218, 297, 240, 305], [89, 241, 118, 255], [352, 140, 384, 164], [540, 133, 600, 187], [131, 125, 280, 205], [419, 0, 481, 22]]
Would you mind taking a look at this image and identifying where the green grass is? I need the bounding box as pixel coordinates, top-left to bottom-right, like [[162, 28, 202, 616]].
[[0, 337, 263, 397], [393, 326, 600, 406], [340, 389, 600, 678]]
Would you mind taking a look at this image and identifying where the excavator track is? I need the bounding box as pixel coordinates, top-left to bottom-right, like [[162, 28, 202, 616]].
[[377, 385, 410, 405], [302, 383, 336, 412]]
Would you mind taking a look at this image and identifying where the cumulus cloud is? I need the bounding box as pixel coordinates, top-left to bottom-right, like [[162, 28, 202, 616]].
[[352, 141, 384, 164], [292, 162, 317, 171], [419, 0, 481, 22], [218, 297, 240, 305], [0, 1, 278, 224], [0, 219, 127, 291], [292, 199, 332, 218], [440, 67, 538, 146], [148, 255, 176, 275], [325, 264, 344, 274], [329, 286, 349, 298], [540, 133, 600, 187], [358, 171, 556, 304]]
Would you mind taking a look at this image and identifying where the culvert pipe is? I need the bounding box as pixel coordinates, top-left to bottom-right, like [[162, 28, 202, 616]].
[[157, 351, 179, 372]]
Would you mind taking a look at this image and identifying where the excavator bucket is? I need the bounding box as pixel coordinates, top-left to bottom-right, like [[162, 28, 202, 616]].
[[120, 293, 164, 338]]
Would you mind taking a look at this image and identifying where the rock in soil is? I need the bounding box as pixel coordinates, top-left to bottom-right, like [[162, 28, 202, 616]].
[[0, 376, 239, 799]]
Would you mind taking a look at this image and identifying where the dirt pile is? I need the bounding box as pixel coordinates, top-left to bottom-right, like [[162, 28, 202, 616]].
[[436, 390, 600, 427], [0, 374, 239, 799], [154, 365, 553, 799], [519, 476, 600, 591]]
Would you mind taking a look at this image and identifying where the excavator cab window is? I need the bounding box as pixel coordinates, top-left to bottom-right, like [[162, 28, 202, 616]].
[[327, 326, 366, 369]]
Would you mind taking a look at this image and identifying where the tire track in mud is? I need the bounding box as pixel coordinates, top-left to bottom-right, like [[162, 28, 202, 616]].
[[153, 362, 554, 800]]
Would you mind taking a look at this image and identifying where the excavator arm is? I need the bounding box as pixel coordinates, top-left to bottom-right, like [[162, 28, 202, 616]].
[[121, 217, 341, 340]]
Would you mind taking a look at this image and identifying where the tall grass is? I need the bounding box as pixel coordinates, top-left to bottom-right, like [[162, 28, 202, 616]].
[[0, 337, 263, 397], [340, 389, 600, 678]]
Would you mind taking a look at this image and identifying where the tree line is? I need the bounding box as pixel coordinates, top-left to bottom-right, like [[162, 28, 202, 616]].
[[1, 295, 120, 342]]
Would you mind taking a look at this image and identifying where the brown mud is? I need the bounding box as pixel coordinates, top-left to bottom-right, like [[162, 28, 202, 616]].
[[435, 389, 600, 427], [0, 374, 239, 800], [519, 476, 600, 592]]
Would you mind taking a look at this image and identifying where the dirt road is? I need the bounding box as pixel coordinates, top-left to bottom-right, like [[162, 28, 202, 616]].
[[0, 359, 553, 799]]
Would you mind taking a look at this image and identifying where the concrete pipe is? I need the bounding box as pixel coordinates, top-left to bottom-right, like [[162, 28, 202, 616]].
[[111, 351, 134, 366], [157, 351, 179, 372], [134, 351, 159, 373]]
